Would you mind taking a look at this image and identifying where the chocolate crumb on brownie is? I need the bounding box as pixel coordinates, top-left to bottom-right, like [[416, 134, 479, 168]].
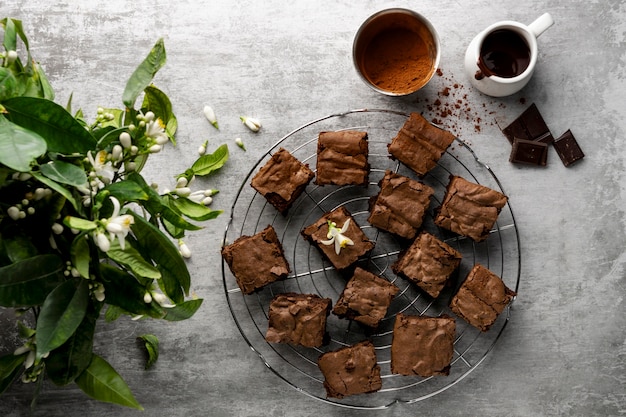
[[251, 147, 315, 213], [390, 313, 456, 377], [315, 130, 369, 186], [367, 170, 434, 240], [333, 267, 400, 328], [221, 225, 290, 295], [450, 264, 516, 332], [265, 293, 332, 348], [553, 129, 584, 167], [501, 103, 554, 145], [387, 112, 456, 177], [391, 232, 462, 299], [434, 175, 508, 242], [318, 340, 382, 399], [301, 206, 374, 270]]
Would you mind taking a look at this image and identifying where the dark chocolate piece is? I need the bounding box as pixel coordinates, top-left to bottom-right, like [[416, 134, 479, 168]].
[[301, 206, 374, 270], [502, 103, 554, 145], [221, 225, 290, 294], [251, 147, 315, 213], [391, 232, 462, 298], [449, 264, 516, 332], [434, 175, 508, 242], [265, 293, 331, 348], [367, 170, 434, 240], [388, 112, 456, 177], [315, 130, 369, 186], [553, 129, 584, 167], [318, 340, 382, 398], [332, 267, 400, 328], [390, 313, 456, 377], [509, 138, 548, 166]]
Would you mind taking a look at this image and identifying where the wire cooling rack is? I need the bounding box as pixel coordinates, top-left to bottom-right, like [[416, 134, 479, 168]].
[[222, 109, 521, 409]]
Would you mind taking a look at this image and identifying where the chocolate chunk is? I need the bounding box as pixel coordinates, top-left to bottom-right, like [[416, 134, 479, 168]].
[[509, 138, 548, 166], [502, 103, 554, 145], [553, 129, 584, 167]]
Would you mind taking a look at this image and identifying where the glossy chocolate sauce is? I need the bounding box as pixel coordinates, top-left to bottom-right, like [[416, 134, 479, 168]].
[[477, 29, 530, 78]]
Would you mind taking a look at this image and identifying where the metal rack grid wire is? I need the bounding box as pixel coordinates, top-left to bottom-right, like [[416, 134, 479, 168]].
[[222, 108, 521, 409]]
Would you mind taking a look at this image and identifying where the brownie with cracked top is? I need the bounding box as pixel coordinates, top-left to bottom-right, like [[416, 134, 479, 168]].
[[449, 264, 516, 332], [265, 293, 331, 348], [315, 130, 369, 186], [368, 170, 434, 240], [318, 340, 382, 398], [221, 225, 290, 295], [250, 147, 315, 213], [434, 175, 508, 242], [390, 313, 456, 377], [332, 267, 400, 328]]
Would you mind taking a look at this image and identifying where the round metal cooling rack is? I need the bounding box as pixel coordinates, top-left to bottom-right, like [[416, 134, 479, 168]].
[[222, 109, 521, 409]]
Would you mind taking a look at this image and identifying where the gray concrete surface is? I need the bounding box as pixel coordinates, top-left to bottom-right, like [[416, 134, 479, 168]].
[[1, 0, 624, 416]]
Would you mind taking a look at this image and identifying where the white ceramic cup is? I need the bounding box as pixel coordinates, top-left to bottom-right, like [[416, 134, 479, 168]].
[[464, 13, 554, 97]]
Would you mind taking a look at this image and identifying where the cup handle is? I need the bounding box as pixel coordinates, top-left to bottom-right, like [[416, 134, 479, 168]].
[[528, 13, 554, 38]]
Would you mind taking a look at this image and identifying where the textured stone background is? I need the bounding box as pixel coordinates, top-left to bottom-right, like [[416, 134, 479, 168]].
[[1, 0, 624, 416]]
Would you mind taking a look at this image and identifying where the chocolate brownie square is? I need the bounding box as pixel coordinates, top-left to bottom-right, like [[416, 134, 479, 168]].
[[332, 267, 400, 328], [315, 130, 369, 186], [221, 225, 290, 294], [265, 293, 331, 347], [390, 313, 456, 377], [434, 175, 508, 242], [388, 112, 455, 177], [301, 206, 374, 270], [367, 170, 434, 240], [391, 232, 462, 298], [251, 147, 315, 213], [450, 264, 516, 332], [318, 340, 382, 398]]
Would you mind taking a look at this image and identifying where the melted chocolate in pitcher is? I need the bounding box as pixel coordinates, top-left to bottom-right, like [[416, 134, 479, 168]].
[[478, 29, 530, 78]]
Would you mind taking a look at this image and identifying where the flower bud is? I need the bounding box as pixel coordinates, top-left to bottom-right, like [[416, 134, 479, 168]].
[[51, 223, 64, 235], [112, 144, 123, 161], [178, 240, 192, 258], [6, 50, 18, 65], [144, 111, 155, 122], [119, 132, 132, 148], [143, 292, 153, 304], [94, 232, 111, 252], [203, 106, 219, 129], [240, 116, 261, 132], [7, 206, 20, 220], [174, 187, 191, 197], [148, 144, 162, 153], [176, 177, 188, 188], [235, 137, 246, 151], [202, 196, 213, 206]]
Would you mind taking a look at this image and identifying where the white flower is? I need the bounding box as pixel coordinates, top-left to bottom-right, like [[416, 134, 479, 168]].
[[87, 150, 115, 185], [145, 118, 169, 145], [240, 116, 261, 132], [203, 106, 219, 129], [104, 196, 134, 250], [320, 219, 354, 255]]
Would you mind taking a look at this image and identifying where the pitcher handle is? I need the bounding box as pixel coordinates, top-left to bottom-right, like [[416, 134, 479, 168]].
[[528, 13, 554, 38]]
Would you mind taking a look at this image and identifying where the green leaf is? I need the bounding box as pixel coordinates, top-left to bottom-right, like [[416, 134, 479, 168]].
[[63, 216, 97, 231], [75, 354, 143, 410], [0, 354, 25, 395], [0, 67, 19, 100], [3, 234, 38, 263], [39, 160, 88, 187], [157, 268, 184, 304], [168, 196, 222, 221], [1, 18, 19, 52], [0, 254, 65, 307], [137, 334, 159, 370], [70, 233, 90, 279], [122, 39, 166, 109], [106, 239, 161, 280], [3, 97, 96, 154], [45, 302, 99, 386], [30, 171, 79, 211], [162, 299, 203, 321], [142, 84, 177, 142], [105, 180, 150, 202], [99, 263, 164, 318], [191, 144, 229, 176], [104, 305, 123, 322], [130, 214, 191, 296], [0, 116, 47, 171], [36, 279, 89, 360]]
